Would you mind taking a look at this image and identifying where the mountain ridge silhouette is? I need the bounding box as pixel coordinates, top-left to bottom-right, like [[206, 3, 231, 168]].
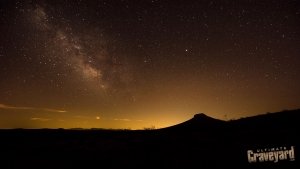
[[159, 109, 300, 132], [160, 113, 226, 132]]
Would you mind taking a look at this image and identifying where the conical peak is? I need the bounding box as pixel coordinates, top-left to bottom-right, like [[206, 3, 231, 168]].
[[194, 113, 207, 118], [160, 112, 226, 131]]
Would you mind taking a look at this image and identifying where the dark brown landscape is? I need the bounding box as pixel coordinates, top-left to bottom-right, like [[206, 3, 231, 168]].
[[0, 109, 299, 169]]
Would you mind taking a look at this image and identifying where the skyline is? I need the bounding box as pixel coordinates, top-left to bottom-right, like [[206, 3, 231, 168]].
[[0, 0, 299, 129]]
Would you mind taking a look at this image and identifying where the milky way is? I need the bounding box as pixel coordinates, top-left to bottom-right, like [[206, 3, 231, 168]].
[[22, 3, 134, 95], [0, 0, 299, 129]]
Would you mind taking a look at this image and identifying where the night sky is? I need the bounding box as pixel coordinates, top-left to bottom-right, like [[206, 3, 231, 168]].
[[0, 0, 299, 129]]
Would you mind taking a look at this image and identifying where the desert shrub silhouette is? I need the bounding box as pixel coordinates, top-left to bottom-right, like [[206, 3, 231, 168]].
[[143, 125, 156, 130]]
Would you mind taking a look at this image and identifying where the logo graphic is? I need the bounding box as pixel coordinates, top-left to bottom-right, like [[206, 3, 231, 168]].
[[247, 146, 295, 163]]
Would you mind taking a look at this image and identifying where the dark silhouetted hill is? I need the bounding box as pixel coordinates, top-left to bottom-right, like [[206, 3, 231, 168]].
[[159, 113, 227, 132], [159, 109, 300, 133], [227, 109, 300, 131]]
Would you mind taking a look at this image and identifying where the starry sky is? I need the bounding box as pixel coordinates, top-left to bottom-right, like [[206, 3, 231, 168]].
[[0, 0, 299, 129]]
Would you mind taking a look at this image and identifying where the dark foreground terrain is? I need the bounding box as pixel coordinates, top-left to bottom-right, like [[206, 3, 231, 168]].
[[0, 109, 299, 169]]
